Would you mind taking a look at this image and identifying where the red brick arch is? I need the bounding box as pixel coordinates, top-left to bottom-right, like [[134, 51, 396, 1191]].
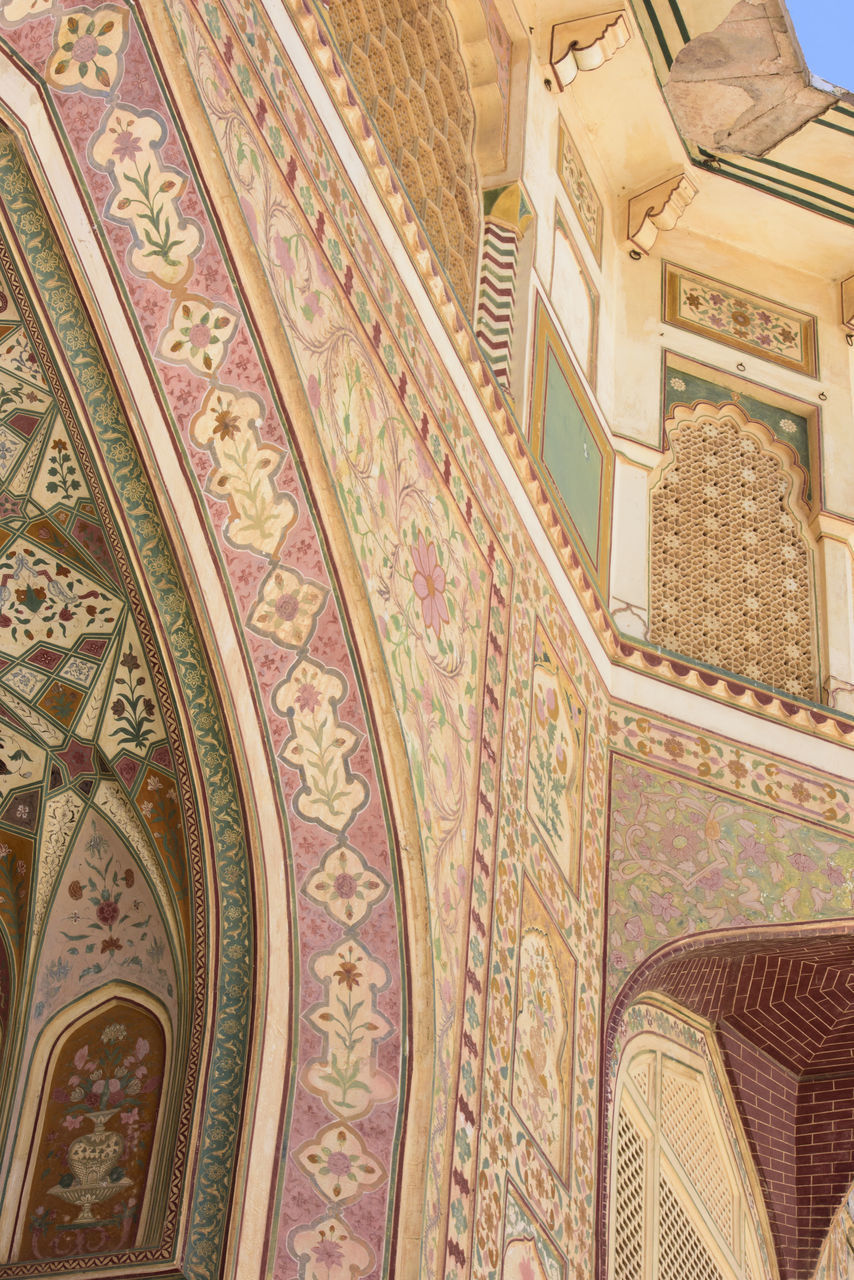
[[603, 927, 854, 1280]]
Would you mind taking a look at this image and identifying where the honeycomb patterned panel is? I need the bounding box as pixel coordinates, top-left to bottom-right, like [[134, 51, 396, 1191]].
[[325, 0, 480, 309], [649, 405, 815, 700], [661, 1065, 735, 1249], [659, 1177, 727, 1280], [614, 1109, 647, 1280]]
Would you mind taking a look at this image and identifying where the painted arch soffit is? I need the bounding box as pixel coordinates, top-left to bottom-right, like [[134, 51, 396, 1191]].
[[0, 9, 430, 1280], [0, 131, 254, 1275], [133, 5, 604, 1280]]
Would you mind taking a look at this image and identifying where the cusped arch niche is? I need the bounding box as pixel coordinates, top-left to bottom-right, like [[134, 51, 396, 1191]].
[[648, 401, 817, 700], [0, 129, 252, 1274]]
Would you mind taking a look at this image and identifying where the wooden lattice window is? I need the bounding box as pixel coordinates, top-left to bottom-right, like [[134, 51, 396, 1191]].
[[614, 1108, 647, 1280], [649, 401, 816, 700], [610, 1031, 775, 1280]]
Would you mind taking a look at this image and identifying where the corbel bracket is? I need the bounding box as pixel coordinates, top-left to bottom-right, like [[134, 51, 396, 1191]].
[[549, 11, 631, 91], [627, 173, 697, 255]]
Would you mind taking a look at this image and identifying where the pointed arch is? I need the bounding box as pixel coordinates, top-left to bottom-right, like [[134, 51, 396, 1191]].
[[4, 985, 172, 1260], [609, 999, 779, 1280], [603, 926, 854, 1280], [0, 101, 266, 1277]]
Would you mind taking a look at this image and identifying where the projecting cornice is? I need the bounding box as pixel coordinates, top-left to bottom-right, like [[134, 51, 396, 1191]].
[[629, 0, 854, 231], [664, 0, 837, 157]]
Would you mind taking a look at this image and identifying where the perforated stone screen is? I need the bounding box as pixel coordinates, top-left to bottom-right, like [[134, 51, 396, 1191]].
[[649, 403, 815, 700], [326, 0, 480, 309]]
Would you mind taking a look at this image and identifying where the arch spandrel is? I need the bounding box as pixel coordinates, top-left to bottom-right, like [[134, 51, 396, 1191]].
[[0, 127, 255, 1275]]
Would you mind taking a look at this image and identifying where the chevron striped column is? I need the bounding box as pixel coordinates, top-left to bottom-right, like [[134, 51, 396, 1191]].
[[475, 183, 533, 392]]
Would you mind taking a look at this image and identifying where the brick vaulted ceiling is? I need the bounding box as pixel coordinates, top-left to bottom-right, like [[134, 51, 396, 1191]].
[[643, 935, 854, 1280]]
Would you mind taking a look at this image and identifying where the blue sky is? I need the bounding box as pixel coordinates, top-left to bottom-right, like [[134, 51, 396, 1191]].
[[785, 0, 854, 89]]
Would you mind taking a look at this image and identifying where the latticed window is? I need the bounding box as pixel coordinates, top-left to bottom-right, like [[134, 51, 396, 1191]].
[[648, 402, 816, 700], [324, 0, 480, 308], [610, 1035, 772, 1280]]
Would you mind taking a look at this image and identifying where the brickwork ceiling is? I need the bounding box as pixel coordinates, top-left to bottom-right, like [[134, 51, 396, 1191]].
[[646, 935, 854, 1280]]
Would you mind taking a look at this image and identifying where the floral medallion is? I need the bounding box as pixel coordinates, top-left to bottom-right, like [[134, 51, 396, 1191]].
[[302, 842, 388, 927], [159, 295, 238, 375], [295, 1123, 386, 1206], [46, 6, 128, 95], [249, 563, 328, 650]]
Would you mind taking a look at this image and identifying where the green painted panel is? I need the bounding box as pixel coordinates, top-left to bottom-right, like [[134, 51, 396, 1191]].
[[542, 347, 603, 562]]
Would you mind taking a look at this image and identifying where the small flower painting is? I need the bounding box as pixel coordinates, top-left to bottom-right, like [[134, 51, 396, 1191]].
[[411, 532, 450, 639], [159, 295, 238, 375], [47, 7, 128, 95]]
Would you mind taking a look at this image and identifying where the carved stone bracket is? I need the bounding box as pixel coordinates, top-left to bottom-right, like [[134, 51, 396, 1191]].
[[627, 173, 697, 255], [549, 11, 631, 91]]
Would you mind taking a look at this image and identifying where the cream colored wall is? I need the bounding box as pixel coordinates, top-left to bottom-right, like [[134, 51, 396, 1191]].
[[495, 0, 854, 706]]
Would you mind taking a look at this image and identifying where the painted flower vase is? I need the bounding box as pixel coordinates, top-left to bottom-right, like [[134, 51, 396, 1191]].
[[49, 1109, 130, 1224]]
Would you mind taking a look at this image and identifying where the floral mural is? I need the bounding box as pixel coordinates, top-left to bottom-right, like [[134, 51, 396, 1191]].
[[511, 881, 575, 1180], [0, 0, 849, 1273], [607, 754, 854, 1003], [526, 624, 586, 892], [0, 134, 250, 1276], [19, 1001, 165, 1260]]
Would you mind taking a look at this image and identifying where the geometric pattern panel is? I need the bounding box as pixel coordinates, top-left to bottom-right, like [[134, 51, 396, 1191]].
[[476, 216, 519, 389], [649, 402, 815, 700], [325, 0, 480, 308], [658, 1176, 726, 1280], [476, 182, 532, 393]]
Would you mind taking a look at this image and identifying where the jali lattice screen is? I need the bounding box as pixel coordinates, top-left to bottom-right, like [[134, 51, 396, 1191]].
[[649, 402, 815, 700]]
